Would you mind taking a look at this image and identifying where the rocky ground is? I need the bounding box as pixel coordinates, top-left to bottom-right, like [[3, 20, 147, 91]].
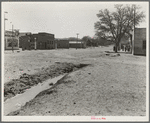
[[4, 46, 146, 116]]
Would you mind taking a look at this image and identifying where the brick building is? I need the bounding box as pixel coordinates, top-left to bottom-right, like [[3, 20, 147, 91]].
[[133, 28, 146, 55], [34, 33, 55, 49], [19, 32, 55, 50]]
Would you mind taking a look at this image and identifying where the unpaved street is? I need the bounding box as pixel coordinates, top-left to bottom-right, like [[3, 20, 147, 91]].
[[4, 46, 146, 116]]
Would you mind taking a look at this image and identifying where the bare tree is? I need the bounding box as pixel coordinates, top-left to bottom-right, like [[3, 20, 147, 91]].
[[94, 4, 145, 52]]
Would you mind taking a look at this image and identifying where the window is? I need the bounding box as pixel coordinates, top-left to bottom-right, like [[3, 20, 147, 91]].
[[143, 40, 146, 49], [50, 41, 53, 45]]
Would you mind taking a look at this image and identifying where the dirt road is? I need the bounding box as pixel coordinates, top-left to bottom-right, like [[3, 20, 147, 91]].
[[4, 46, 146, 116]]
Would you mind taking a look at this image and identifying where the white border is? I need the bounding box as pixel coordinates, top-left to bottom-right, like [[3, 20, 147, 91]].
[[1, 1, 149, 122], [146, 1, 149, 121]]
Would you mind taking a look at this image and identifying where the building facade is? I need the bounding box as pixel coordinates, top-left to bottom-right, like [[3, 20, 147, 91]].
[[19, 32, 55, 50], [69, 41, 86, 48], [133, 28, 146, 55], [5, 30, 19, 50], [20, 34, 88, 50], [34, 33, 55, 50], [55, 39, 69, 49], [19, 35, 32, 50], [19, 32, 32, 48]]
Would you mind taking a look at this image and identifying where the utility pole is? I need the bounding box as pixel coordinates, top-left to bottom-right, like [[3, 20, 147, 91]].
[[131, 5, 136, 55], [76, 33, 79, 50], [55, 39, 57, 49], [10, 22, 14, 53], [34, 37, 37, 50], [132, 5, 136, 55], [28, 37, 31, 50], [4, 11, 8, 50]]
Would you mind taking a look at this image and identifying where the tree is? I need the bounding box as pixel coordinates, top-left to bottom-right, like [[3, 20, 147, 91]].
[[94, 4, 145, 52], [82, 36, 92, 46]]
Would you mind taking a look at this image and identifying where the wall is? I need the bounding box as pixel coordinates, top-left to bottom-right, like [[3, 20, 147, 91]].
[[19, 33, 31, 48], [20, 35, 32, 50], [133, 28, 146, 55], [32, 33, 55, 49], [69, 41, 86, 48], [56, 40, 69, 49], [34, 34, 55, 49], [19, 35, 31, 49]]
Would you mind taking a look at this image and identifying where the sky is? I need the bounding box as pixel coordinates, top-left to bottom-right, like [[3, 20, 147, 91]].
[[2, 2, 149, 39]]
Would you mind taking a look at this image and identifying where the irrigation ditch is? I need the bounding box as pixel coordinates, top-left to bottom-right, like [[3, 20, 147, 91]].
[[4, 62, 90, 115], [4, 62, 89, 101]]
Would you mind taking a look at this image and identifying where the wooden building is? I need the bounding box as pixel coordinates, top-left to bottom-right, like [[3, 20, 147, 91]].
[[69, 41, 86, 48]]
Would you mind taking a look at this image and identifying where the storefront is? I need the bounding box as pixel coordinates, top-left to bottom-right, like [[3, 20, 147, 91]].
[[5, 30, 19, 50]]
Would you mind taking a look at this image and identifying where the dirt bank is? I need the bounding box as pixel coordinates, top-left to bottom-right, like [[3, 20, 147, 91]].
[[7, 56, 146, 116], [4, 62, 89, 101]]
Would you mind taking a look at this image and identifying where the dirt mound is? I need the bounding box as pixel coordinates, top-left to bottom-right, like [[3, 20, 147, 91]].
[[4, 62, 89, 101]]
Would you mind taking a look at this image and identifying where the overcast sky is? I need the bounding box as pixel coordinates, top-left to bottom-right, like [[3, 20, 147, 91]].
[[2, 2, 149, 38]]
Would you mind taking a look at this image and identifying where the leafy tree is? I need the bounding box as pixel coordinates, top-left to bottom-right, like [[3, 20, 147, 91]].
[[82, 36, 92, 46], [82, 36, 90, 42], [94, 4, 145, 52]]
